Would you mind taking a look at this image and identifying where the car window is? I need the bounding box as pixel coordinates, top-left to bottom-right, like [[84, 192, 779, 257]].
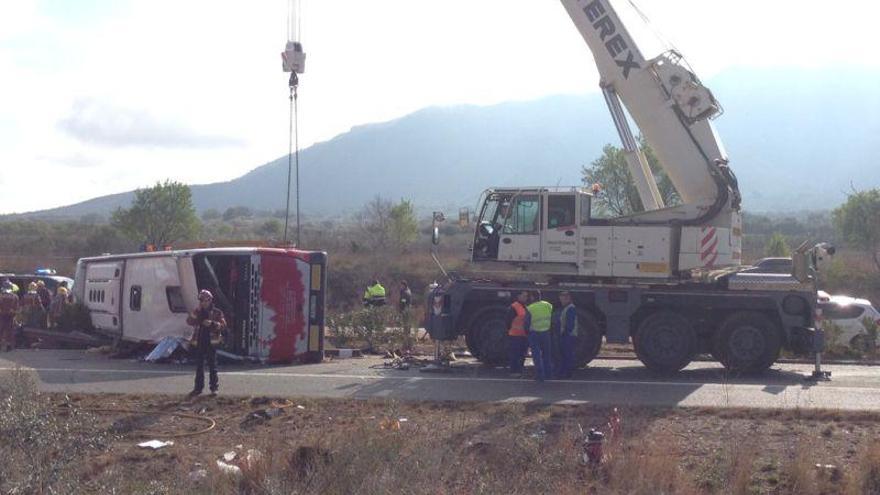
[[821, 303, 865, 320]]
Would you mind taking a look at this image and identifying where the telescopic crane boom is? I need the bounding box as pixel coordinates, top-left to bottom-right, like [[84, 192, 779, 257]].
[[468, 0, 742, 278], [560, 0, 740, 223]]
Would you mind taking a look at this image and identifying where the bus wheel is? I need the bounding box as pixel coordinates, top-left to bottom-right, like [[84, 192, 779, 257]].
[[473, 308, 509, 366], [716, 312, 781, 373], [634, 311, 696, 374]]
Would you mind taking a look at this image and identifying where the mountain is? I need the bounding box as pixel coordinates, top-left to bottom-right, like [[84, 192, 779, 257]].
[[17, 66, 880, 219]]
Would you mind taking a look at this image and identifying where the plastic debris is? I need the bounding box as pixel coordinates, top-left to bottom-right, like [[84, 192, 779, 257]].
[[138, 440, 174, 450], [144, 336, 189, 363], [296, 405, 306, 410], [398, 417, 408, 423], [223, 451, 237, 462], [216, 460, 242, 477]]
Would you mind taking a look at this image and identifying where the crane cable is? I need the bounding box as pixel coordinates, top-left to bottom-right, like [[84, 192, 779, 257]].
[[283, 72, 301, 246]]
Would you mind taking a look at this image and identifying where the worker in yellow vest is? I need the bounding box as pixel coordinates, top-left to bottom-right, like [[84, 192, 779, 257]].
[[525, 291, 554, 382], [506, 290, 530, 377], [363, 279, 387, 307]]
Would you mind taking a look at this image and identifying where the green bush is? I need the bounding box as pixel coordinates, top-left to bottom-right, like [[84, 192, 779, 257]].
[[326, 306, 412, 352]]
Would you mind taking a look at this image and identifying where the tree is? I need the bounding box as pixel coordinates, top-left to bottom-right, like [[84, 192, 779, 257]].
[[581, 138, 679, 217], [833, 189, 880, 272], [357, 197, 419, 251], [222, 206, 253, 222], [389, 200, 418, 250], [765, 232, 791, 258], [111, 180, 200, 247], [257, 219, 282, 238], [201, 209, 221, 221]]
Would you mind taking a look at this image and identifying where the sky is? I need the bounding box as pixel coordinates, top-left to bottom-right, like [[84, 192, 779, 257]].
[[1, 0, 879, 214]]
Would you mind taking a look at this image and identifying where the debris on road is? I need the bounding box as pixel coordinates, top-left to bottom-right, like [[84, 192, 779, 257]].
[[144, 336, 189, 363], [216, 350, 260, 364]]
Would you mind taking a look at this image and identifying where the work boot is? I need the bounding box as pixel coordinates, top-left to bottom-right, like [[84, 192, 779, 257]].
[[187, 389, 202, 398], [209, 390, 218, 397]]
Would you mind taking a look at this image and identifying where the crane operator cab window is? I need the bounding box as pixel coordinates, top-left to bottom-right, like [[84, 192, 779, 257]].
[[473, 193, 540, 261], [502, 195, 540, 235], [547, 195, 576, 230]]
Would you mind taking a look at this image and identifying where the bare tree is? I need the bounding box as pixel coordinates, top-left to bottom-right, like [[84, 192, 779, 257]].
[[358, 196, 393, 250]]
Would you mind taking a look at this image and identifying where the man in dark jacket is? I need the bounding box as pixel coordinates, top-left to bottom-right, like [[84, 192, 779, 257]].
[[0, 282, 19, 352], [187, 290, 227, 397]]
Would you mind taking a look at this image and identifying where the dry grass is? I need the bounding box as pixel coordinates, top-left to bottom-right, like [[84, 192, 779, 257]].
[[6, 388, 880, 494]]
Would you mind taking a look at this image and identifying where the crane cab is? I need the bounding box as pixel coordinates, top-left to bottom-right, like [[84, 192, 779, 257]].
[[471, 187, 680, 278], [472, 187, 596, 274]]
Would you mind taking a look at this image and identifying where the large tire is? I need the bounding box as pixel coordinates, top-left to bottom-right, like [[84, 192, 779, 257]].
[[714, 312, 782, 373], [471, 309, 509, 366], [633, 311, 697, 374], [573, 312, 603, 368], [465, 326, 482, 358]]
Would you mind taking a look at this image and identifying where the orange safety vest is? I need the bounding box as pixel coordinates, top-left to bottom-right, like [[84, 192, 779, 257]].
[[509, 301, 527, 337]]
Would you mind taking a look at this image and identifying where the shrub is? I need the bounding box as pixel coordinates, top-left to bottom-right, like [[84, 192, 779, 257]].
[[0, 369, 113, 493]]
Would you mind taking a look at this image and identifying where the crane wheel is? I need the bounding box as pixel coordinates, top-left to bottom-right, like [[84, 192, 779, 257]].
[[573, 311, 603, 368], [472, 308, 509, 366], [633, 311, 697, 374], [715, 312, 781, 373], [465, 327, 482, 358]]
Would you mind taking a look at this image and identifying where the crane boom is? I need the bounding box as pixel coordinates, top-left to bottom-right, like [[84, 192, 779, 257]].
[[560, 0, 739, 221]]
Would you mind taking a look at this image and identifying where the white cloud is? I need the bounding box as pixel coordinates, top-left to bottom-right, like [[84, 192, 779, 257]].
[[57, 98, 245, 149]]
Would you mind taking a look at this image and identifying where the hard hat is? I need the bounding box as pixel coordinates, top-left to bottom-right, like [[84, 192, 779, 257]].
[[198, 290, 214, 301], [28, 282, 38, 292]]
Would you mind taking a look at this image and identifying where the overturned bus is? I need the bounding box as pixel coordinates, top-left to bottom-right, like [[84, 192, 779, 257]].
[[73, 247, 327, 363]]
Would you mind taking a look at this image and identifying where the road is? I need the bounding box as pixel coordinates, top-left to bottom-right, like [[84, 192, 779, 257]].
[[1, 349, 880, 411]]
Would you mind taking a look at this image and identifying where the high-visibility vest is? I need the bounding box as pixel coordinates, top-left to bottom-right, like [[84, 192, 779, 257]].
[[364, 284, 386, 300], [559, 303, 579, 337], [509, 302, 527, 337], [527, 300, 553, 332]]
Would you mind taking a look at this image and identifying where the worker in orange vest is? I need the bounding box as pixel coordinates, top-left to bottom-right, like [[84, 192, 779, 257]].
[[506, 290, 531, 377]]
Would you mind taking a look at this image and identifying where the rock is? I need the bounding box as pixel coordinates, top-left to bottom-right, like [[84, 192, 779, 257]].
[[188, 469, 208, 482]]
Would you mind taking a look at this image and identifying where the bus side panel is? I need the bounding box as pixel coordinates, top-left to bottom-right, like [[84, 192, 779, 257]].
[[258, 253, 310, 363], [121, 257, 189, 343]]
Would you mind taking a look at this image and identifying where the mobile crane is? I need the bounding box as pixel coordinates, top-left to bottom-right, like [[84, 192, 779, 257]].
[[426, 0, 833, 374]]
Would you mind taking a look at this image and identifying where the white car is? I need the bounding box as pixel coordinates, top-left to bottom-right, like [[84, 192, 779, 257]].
[[819, 294, 880, 350]]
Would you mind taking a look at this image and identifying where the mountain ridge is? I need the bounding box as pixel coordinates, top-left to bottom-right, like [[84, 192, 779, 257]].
[[10, 66, 880, 220]]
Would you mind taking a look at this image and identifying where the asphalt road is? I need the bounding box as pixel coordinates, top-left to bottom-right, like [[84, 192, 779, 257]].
[[1, 349, 880, 411]]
